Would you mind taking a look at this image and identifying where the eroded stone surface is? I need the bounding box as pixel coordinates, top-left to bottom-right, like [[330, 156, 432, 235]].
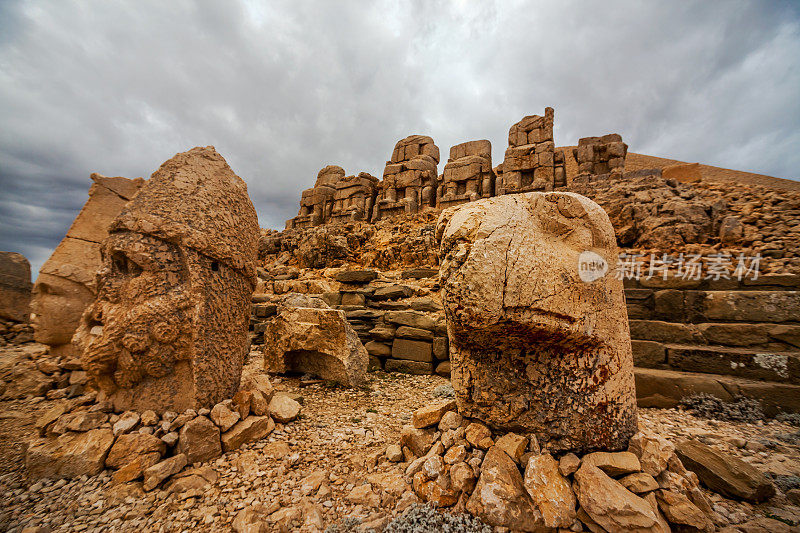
[[262, 294, 367, 387], [74, 147, 258, 414], [465, 446, 546, 531], [0, 252, 32, 323], [438, 191, 637, 453], [31, 175, 144, 358]]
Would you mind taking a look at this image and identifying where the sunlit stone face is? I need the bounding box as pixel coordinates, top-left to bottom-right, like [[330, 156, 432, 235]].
[[75, 232, 192, 394]]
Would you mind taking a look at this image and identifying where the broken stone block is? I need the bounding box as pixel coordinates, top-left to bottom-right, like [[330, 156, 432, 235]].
[[523, 453, 576, 528], [177, 415, 221, 464], [412, 399, 456, 428], [438, 191, 637, 454], [268, 394, 300, 423], [105, 433, 167, 469], [573, 462, 666, 532], [582, 451, 641, 477], [466, 446, 546, 530], [74, 147, 259, 414], [0, 252, 32, 323], [143, 454, 188, 491], [210, 403, 240, 432], [221, 416, 275, 452], [31, 174, 144, 358], [26, 428, 114, 480], [262, 294, 368, 387], [675, 439, 775, 502]]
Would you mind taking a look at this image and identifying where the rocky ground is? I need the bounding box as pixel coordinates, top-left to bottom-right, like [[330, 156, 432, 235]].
[[1, 344, 799, 532]]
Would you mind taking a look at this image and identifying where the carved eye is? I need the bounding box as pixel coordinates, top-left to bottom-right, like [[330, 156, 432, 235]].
[[111, 252, 143, 277], [211, 261, 219, 272]]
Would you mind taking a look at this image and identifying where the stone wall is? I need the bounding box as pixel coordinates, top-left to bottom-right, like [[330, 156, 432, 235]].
[[249, 271, 800, 414], [250, 268, 450, 377], [625, 274, 800, 414]]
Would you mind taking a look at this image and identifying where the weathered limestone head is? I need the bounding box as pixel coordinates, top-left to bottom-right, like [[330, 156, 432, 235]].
[[437, 191, 637, 454], [74, 147, 259, 414], [32, 174, 144, 358]]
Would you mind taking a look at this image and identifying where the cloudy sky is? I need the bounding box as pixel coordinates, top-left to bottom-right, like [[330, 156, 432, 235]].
[[1, 0, 799, 278]]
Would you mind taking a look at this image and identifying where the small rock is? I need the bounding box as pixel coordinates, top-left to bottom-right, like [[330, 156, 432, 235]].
[[385, 444, 403, 462], [619, 472, 660, 493], [112, 411, 140, 435], [412, 399, 456, 429], [143, 454, 188, 491], [268, 395, 300, 424], [628, 432, 676, 477], [222, 416, 275, 452], [495, 433, 528, 464], [582, 451, 641, 476], [465, 422, 493, 449], [210, 403, 240, 432], [140, 410, 158, 426], [559, 453, 581, 477]]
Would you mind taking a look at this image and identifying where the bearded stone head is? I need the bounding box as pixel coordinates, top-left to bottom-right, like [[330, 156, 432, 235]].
[[437, 191, 637, 454], [74, 147, 259, 414]]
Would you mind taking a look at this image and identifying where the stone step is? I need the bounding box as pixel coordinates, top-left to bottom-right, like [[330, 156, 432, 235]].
[[630, 319, 800, 351], [634, 367, 800, 415], [632, 342, 800, 384]]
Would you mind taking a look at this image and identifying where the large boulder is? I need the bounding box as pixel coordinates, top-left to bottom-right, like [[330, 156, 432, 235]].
[[437, 192, 637, 453], [74, 147, 259, 414], [0, 252, 32, 323], [262, 293, 368, 387], [466, 446, 547, 531], [675, 439, 775, 502]]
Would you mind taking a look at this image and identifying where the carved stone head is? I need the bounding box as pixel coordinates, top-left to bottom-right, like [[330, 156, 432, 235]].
[[74, 147, 259, 413], [437, 191, 636, 453]]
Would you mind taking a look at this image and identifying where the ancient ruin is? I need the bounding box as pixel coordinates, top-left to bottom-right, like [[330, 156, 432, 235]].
[[262, 293, 368, 387], [573, 134, 628, 176], [436, 140, 495, 209], [73, 146, 259, 413], [373, 135, 440, 220], [496, 107, 567, 194], [437, 192, 638, 453], [30, 174, 144, 359], [2, 108, 799, 533], [287, 166, 380, 228]]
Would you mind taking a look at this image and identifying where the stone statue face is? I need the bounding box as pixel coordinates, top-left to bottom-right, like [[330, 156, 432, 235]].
[[31, 273, 94, 346], [76, 231, 193, 393], [439, 192, 619, 348], [438, 191, 636, 453]]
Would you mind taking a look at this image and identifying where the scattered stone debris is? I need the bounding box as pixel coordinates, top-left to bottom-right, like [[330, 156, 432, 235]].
[[680, 393, 766, 423]]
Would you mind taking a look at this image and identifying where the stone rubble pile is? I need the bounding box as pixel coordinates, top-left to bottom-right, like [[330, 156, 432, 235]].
[[393, 400, 778, 532], [24, 372, 300, 491]]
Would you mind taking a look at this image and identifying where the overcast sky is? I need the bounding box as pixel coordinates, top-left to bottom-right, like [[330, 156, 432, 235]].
[[2, 0, 799, 279]]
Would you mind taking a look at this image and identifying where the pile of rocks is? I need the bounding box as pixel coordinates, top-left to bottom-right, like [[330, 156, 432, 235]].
[[393, 400, 777, 531], [24, 373, 300, 490], [0, 344, 86, 400], [0, 318, 33, 347]]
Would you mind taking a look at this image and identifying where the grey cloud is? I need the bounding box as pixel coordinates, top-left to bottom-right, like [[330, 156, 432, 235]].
[[1, 0, 798, 279]]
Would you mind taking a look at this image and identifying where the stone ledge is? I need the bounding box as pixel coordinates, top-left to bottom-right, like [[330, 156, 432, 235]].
[[634, 367, 800, 415]]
